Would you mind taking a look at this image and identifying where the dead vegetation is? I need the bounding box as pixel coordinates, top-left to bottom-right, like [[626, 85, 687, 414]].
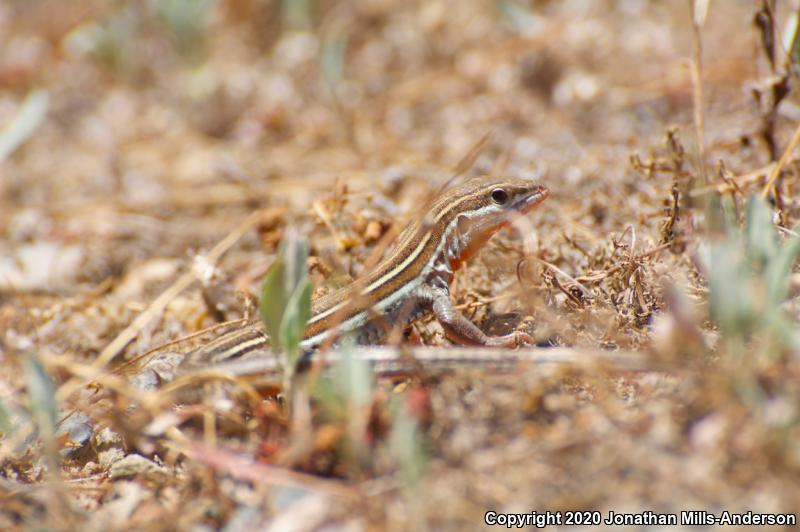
[[1, 0, 800, 530]]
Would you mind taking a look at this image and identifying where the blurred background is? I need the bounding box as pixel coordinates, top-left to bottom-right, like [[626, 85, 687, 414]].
[[2, 1, 800, 530], [0, 0, 765, 276]]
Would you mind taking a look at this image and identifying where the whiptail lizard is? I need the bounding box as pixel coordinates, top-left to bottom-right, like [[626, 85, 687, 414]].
[[180, 177, 549, 372]]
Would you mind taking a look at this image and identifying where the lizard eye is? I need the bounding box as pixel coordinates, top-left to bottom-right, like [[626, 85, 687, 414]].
[[490, 188, 509, 205]]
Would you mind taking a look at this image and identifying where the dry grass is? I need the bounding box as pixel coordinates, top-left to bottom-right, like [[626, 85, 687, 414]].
[[1, 1, 800, 530]]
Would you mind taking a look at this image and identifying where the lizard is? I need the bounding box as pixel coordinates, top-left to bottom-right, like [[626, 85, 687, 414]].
[[180, 176, 549, 370]]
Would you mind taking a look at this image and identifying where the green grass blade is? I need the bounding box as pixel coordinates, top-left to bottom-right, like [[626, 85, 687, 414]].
[[260, 259, 286, 348], [279, 278, 312, 364]]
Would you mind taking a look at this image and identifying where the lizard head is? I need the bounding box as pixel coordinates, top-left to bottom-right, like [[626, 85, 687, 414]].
[[432, 177, 549, 269]]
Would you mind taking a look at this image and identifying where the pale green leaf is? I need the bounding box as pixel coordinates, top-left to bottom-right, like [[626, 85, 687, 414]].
[[260, 231, 311, 357], [336, 341, 373, 408], [765, 230, 800, 304], [0, 90, 48, 163], [260, 259, 286, 347], [389, 398, 426, 487], [744, 194, 777, 267], [279, 278, 312, 365], [281, 0, 313, 31], [24, 353, 58, 440], [322, 30, 348, 98], [281, 235, 309, 301]]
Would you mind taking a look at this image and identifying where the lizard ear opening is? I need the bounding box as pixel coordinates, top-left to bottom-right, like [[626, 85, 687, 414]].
[[490, 188, 509, 205]]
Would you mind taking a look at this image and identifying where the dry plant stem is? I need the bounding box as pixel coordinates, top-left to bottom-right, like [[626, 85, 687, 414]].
[[177, 441, 360, 500], [490, 146, 514, 175], [162, 373, 263, 406], [753, 0, 786, 163], [312, 198, 349, 246], [162, 372, 261, 405], [690, 161, 777, 197], [178, 346, 673, 378], [55, 212, 263, 402], [660, 185, 680, 244], [44, 352, 169, 412], [529, 257, 589, 295], [118, 318, 250, 373], [441, 129, 494, 192], [690, 0, 708, 185], [454, 289, 528, 311], [575, 240, 679, 284], [203, 410, 216, 448], [717, 161, 745, 200], [761, 120, 800, 198], [779, 225, 800, 238]]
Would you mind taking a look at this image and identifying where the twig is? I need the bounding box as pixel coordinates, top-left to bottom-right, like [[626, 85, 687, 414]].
[[0, 90, 49, 162], [437, 129, 494, 194], [454, 289, 527, 311], [527, 257, 589, 296], [115, 318, 250, 373], [176, 345, 673, 379], [690, 161, 776, 197], [177, 441, 359, 500], [753, 0, 790, 163], [761, 119, 800, 198], [690, 0, 709, 185], [45, 352, 155, 406], [575, 240, 678, 284]]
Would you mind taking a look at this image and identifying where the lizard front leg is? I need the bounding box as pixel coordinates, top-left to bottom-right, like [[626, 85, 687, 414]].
[[431, 290, 532, 347]]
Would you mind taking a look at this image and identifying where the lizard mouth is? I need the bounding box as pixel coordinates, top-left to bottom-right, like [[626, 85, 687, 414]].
[[515, 185, 550, 213]]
